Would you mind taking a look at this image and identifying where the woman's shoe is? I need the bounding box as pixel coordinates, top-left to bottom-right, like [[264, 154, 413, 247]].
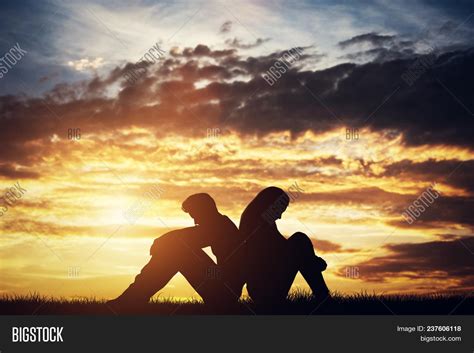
[[315, 256, 327, 271]]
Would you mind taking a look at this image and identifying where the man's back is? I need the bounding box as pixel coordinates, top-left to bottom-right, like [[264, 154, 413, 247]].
[[197, 214, 244, 264]]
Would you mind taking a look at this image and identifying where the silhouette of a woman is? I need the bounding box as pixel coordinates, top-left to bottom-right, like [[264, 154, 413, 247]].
[[239, 187, 330, 306]]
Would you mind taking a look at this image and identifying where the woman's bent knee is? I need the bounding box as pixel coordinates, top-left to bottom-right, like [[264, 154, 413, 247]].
[[289, 232, 312, 248]]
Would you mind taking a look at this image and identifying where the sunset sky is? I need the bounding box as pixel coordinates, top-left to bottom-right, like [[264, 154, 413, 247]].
[[1, 0, 473, 301]]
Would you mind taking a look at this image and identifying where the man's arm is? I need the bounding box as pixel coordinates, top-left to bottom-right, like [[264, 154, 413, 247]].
[[179, 225, 213, 248], [150, 226, 212, 255]]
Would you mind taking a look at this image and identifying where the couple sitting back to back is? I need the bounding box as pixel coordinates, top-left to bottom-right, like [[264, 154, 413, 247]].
[[110, 186, 330, 309]]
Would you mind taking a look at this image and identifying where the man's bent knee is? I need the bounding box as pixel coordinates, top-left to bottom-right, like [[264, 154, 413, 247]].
[[150, 229, 191, 255]]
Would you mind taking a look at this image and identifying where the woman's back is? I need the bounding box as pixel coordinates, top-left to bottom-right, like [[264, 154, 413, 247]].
[[239, 187, 289, 266], [238, 187, 331, 305]]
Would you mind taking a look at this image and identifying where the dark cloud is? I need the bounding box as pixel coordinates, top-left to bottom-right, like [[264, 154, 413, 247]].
[[0, 218, 169, 239], [225, 37, 271, 49], [0, 164, 40, 179], [311, 237, 358, 253], [339, 236, 474, 291], [219, 20, 232, 34], [381, 159, 474, 193], [300, 186, 474, 229], [388, 195, 474, 229], [1, 43, 473, 171], [338, 32, 396, 49], [341, 45, 416, 63], [337, 30, 449, 64], [302, 187, 409, 207], [0, 218, 88, 237], [339, 21, 474, 64], [170, 44, 237, 59]]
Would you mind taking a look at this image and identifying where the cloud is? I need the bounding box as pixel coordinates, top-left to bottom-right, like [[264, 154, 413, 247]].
[[337, 20, 474, 64], [339, 236, 474, 291], [0, 164, 40, 179], [381, 159, 474, 193], [225, 37, 271, 49], [311, 237, 358, 253], [67, 57, 105, 72], [338, 32, 396, 49], [170, 44, 237, 59], [300, 186, 474, 229], [0, 218, 89, 237], [219, 20, 232, 33], [388, 195, 474, 229], [1, 43, 473, 172], [0, 217, 170, 239], [2, 0, 474, 299]]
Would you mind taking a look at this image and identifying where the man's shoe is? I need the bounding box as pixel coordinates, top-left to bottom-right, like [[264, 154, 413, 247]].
[[106, 298, 146, 313]]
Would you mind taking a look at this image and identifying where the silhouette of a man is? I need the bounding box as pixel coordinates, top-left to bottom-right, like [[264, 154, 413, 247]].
[[109, 193, 245, 308]]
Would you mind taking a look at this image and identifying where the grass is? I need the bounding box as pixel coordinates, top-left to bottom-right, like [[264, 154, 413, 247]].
[[1, 291, 473, 315]]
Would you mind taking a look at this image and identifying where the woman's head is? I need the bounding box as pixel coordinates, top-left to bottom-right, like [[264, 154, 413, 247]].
[[240, 187, 290, 228]]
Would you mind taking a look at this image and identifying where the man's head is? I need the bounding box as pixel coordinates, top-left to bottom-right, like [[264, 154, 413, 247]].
[[182, 193, 219, 225]]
